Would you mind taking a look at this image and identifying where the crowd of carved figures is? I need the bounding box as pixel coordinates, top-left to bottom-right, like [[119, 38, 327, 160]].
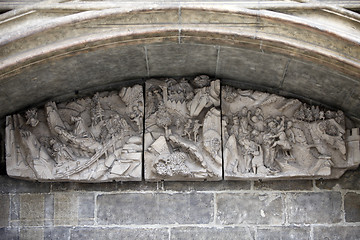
[[4, 76, 360, 182], [222, 86, 347, 180]]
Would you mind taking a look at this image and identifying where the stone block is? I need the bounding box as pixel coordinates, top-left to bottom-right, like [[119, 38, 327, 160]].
[[286, 192, 342, 224], [316, 166, 360, 190], [51, 182, 117, 192], [70, 227, 169, 240], [116, 181, 159, 191], [102, 9, 179, 25], [0, 195, 9, 227], [144, 77, 222, 181], [44, 194, 54, 227], [0, 227, 19, 240], [44, 227, 71, 240], [0, 176, 50, 194], [217, 47, 288, 88], [6, 85, 143, 182], [97, 193, 213, 225], [20, 194, 44, 226], [344, 192, 360, 222], [54, 194, 78, 226], [216, 193, 283, 225], [222, 83, 347, 180], [257, 226, 310, 240], [20, 227, 44, 240], [164, 180, 251, 192], [181, 9, 257, 24], [78, 193, 95, 225], [170, 226, 255, 240], [10, 194, 20, 221], [254, 180, 313, 191], [313, 226, 360, 240], [146, 44, 218, 77], [282, 59, 354, 110]]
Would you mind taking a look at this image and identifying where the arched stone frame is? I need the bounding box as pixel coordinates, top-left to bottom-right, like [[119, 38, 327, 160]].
[[1, 6, 360, 181]]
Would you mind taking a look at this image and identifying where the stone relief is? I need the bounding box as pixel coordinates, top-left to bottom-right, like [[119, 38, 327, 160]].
[[5, 76, 359, 182], [6, 85, 144, 181], [222, 85, 358, 180], [144, 76, 222, 181]]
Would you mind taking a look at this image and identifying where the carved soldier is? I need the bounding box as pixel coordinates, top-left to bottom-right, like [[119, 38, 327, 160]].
[[49, 138, 75, 166], [183, 119, 193, 139], [239, 107, 250, 136], [25, 108, 39, 127], [130, 104, 143, 131], [193, 120, 202, 142]]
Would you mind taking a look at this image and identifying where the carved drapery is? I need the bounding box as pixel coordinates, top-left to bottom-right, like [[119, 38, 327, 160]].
[[5, 77, 360, 182]]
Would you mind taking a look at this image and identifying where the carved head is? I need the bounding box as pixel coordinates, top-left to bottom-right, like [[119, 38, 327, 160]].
[[255, 107, 263, 116], [241, 107, 248, 116], [25, 108, 39, 127]]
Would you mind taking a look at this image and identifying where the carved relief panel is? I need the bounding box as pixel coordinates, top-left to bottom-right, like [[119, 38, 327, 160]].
[[144, 76, 222, 181], [222, 85, 354, 180], [5, 77, 360, 182], [6, 85, 143, 182]]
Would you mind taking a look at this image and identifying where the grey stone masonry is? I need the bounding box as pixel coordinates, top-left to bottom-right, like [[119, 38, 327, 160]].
[[0, 166, 358, 239], [97, 193, 214, 225]]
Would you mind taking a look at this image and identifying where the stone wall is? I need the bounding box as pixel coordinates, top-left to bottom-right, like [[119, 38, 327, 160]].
[[0, 167, 359, 240]]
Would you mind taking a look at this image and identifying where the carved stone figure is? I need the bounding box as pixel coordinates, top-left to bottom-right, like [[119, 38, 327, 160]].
[[6, 85, 144, 182], [222, 84, 355, 180], [5, 77, 359, 182], [144, 77, 222, 181]]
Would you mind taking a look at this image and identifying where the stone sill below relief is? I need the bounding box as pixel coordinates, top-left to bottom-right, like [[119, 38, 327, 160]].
[[4, 76, 360, 182]]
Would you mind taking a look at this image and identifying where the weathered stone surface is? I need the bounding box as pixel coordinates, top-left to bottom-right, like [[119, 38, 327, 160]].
[[286, 192, 342, 224], [44, 227, 71, 240], [20, 194, 44, 226], [313, 226, 360, 240], [145, 77, 222, 181], [316, 166, 360, 190], [170, 226, 255, 240], [0, 227, 19, 240], [51, 182, 117, 192], [222, 84, 348, 180], [216, 193, 283, 225], [217, 47, 288, 88], [254, 180, 313, 191], [0, 195, 9, 227], [116, 181, 159, 191], [97, 193, 213, 224], [164, 180, 251, 192], [44, 194, 54, 227], [20, 227, 44, 240], [0, 176, 50, 194], [70, 227, 169, 240], [257, 226, 310, 240], [54, 194, 78, 226], [6, 85, 143, 182], [147, 44, 218, 77], [282, 59, 356, 112], [344, 192, 360, 222], [10, 194, 20, 221], [78, 193, 95, 225]]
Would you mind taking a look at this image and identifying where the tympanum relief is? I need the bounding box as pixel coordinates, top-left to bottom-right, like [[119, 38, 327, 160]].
[[5, 76, 360, 182], [222, 85, 356, 180], [6, 85, 143, 181], [144, 76, 222, 181]]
